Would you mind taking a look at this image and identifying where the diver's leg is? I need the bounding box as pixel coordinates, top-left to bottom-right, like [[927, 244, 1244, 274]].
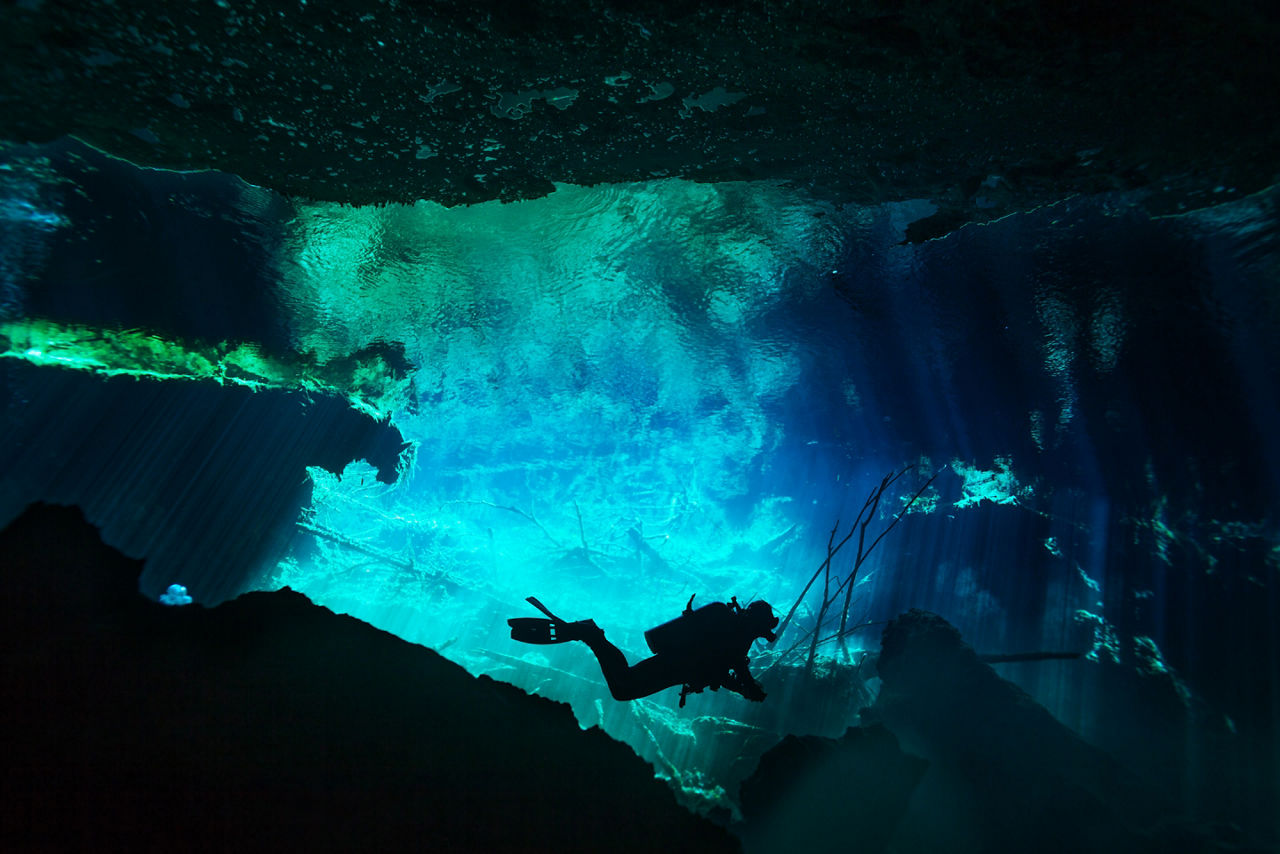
[[581, 632, 683, 701], [581, 633, 634, 697]]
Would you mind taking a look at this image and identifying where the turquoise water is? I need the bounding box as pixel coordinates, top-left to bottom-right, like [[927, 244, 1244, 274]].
[[269, 181, 889, 637], [2, 140, 1276, 815]]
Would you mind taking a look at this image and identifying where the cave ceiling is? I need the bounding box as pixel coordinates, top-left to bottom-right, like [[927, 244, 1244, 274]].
[[2, 0, 1278, 239]]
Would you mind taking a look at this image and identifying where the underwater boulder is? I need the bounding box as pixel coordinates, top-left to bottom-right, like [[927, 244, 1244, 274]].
[[737, 724, 927, 854], [867, 609, 1261, 854]]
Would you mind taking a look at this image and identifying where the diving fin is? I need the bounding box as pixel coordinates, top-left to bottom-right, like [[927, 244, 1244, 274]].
[[509, 596, 570, 644], [508, 617, 573, 644], [508, 597, 601, 644]]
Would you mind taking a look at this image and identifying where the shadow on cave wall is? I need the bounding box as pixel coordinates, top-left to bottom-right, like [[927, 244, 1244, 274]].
[[11, 138, 297, 358], [821, 197, 1276, 521], [0, 362, 407, 603]]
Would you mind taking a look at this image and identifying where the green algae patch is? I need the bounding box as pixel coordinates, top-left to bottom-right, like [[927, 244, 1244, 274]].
[[0, 319, 410, 420]]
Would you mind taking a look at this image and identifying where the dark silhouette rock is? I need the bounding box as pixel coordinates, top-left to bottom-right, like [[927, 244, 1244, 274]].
[[868, 609, 1270, 854], [0, 503, 740, 853], [737, 725, 927, 854]]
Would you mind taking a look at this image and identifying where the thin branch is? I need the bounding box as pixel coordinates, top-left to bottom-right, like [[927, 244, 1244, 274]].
[[759, 619, 885, 675], [774, 518, 857, 642], [806, 534, 835, 676], [298, 520, 415, 572], [839, 468, 940, 638], [980, 651, 1083, 663], [772, 465, 944, 677], [859, 469, 941, 570], [813, 620, 887, 649], [449, 500, 563, 548], [574, 500, 588, 550], [757, 622, 818, 677]]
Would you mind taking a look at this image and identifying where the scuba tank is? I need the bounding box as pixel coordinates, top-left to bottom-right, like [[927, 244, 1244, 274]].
[[644, 595, 738, 656]]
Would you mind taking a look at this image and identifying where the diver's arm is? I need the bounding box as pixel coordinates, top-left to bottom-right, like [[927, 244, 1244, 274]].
[[726, 658, 767, 702]]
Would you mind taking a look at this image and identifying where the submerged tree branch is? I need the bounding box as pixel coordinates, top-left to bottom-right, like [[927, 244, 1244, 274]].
[[771, 465, 944, 675]]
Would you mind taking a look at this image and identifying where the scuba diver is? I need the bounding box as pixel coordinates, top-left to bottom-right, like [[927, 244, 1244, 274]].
[[509, 594, 779, 707]]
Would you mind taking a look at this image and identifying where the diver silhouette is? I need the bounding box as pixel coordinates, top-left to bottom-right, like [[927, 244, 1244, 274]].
[[509, 594, 779, 706]]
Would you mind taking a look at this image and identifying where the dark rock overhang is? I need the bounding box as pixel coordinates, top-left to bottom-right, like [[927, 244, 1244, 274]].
[[3, 0, 1278, 239]]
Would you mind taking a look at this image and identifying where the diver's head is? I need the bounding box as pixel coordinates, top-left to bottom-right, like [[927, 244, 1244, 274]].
[[743, 600, 779, 642]]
